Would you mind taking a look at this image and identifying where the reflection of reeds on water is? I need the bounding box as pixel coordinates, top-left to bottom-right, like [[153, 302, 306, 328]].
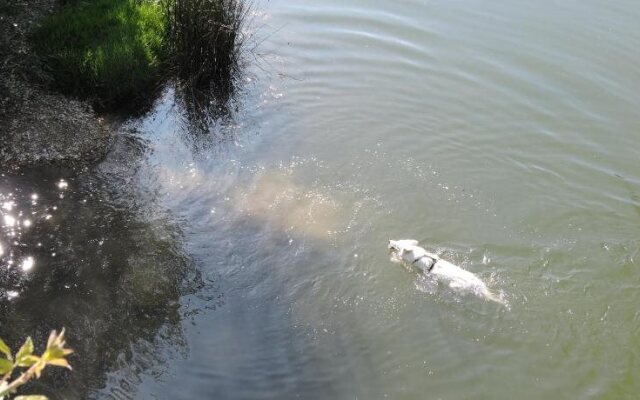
[[174, 83, 233, 139]]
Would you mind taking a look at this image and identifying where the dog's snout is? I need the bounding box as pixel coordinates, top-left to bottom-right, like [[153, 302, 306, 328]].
[[388, 240, 399, 252]]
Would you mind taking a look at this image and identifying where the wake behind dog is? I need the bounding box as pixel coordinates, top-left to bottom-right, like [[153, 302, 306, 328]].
[[388, 239, 506, 305]]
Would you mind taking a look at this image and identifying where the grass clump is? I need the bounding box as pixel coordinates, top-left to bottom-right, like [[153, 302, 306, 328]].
[[33, 0, 166, 107]]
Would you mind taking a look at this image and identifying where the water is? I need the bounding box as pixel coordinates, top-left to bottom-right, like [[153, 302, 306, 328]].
[[2, 0, 640, 398]]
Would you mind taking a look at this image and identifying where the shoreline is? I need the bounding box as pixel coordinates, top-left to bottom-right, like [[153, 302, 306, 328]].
[[0, 0, 114, 170]]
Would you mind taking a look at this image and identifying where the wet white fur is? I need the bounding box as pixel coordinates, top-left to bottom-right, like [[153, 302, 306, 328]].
[[388, 239, 504, 304]]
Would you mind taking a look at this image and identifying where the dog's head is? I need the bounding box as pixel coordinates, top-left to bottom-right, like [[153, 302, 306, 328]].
[[388, 239, 420, 264], [388, 239, 419, 254]]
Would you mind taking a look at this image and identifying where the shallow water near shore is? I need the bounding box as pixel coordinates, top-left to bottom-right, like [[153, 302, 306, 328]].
[[2, 0, 640, 398]]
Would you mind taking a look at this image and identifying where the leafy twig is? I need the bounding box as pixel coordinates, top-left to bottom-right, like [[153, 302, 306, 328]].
[[0, 329, 73, 400]]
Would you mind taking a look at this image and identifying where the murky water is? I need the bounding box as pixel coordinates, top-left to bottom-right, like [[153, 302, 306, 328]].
[[2, 0, 640, 398]]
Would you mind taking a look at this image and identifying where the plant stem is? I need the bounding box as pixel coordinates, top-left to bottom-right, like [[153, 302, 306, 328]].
[[0, 363, 40, 397]]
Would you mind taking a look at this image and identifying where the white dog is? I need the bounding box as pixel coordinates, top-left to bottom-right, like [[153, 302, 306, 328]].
[[388, 239, 505, 304]]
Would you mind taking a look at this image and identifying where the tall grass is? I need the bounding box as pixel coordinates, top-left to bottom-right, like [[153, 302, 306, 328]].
[[165, 0, 249, 94], [33, 0, 166, 107]]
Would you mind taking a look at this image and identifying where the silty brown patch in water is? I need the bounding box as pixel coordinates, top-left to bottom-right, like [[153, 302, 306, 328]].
[[233, 172, 343, 238]]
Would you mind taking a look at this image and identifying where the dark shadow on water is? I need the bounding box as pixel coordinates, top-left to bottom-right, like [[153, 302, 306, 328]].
[[0, 132, 212, 399]]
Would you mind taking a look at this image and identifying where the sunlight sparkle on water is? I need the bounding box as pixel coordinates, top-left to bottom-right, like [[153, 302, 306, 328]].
[[3, 215, 16, 227], [57, 180, 69, 190], [6, 291, 19, 300], [21, 256, 35, 271]]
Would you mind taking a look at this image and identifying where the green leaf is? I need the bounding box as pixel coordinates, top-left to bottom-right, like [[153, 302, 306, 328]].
[[15, 338, 34, 363], [45, 358, 70, 370], [15, 396, 48, 400], [16, 355, 40, 368], [0, 338, 11, 361], [0, 358, 12, 374], [43, 348, 63, 361]]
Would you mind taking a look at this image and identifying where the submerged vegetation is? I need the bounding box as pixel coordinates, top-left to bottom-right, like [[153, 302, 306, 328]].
[[31, 0, 248, 108]]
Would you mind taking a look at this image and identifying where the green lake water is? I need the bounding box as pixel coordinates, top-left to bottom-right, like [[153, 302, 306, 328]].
[[1, 0, 639, 398]]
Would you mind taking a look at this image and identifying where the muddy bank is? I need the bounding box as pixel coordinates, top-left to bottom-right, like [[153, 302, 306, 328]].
[[0, 0, 111, 169]]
